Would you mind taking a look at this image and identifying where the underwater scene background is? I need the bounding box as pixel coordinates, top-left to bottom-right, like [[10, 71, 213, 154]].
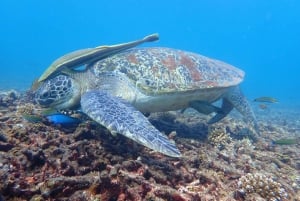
[[0, 0, 299, 200], [1, 0, 300, 101]]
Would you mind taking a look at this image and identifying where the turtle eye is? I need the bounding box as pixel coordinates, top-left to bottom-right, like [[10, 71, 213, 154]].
[[35, 90, 54, 106], [41, 91, 50, 99]]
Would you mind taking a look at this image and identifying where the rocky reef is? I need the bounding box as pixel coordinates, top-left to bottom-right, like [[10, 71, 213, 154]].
[[0, 90, 299, 201]]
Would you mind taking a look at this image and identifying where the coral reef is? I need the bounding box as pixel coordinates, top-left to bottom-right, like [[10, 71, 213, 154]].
[[207, 126, 232, 149], [0, 90, 19, 107], [16, 103, 35, 116], [0, 90, 299, 200], [237, 173, 288, 201]]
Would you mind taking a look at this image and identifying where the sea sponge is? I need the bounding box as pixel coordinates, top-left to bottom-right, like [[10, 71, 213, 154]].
[[237, 173, 288, 200]]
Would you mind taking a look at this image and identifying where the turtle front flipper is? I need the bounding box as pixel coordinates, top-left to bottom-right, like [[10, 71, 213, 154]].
[[81, 90, 181, 157]]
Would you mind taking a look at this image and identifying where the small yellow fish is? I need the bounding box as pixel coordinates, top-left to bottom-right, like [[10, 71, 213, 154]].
[[254, 96, 278, 103], [272, 138, 299, 145], [22, 114, 43, 123]]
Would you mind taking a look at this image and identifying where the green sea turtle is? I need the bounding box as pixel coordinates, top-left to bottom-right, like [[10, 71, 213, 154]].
[[34, 47, 258, 157], [38, 33, 159, 82]]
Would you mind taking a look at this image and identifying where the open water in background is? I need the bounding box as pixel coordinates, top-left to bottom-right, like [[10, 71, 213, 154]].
[[0, 0, 299, 104]]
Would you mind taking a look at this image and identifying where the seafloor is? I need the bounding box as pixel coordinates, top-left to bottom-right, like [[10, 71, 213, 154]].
[[0, 90, 299, 201]]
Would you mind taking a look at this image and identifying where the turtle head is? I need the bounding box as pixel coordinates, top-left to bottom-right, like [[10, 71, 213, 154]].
[[35, 74, 81, 109]]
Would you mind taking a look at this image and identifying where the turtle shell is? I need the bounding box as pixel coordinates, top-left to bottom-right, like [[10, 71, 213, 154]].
[[90, 47, 245, 95]]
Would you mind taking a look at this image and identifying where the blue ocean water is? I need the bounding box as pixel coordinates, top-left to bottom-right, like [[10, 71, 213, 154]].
[[0, 0, 299, 104]]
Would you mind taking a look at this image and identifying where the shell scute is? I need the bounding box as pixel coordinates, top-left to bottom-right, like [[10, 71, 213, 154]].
[[91, 47, 244, 94]]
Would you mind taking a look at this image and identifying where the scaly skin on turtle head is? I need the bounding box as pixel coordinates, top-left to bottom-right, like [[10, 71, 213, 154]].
[[35, 75, 81, 109]]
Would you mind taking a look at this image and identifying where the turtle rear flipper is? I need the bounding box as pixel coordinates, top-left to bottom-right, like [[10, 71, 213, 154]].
[[207, 98, 233, 124], [224, 86, 259, 135], [188, 100, 233, 124], [189, 100, 223, 115], [81, 90, 181, 157]]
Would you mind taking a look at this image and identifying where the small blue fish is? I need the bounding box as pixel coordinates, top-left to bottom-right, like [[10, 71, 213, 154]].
[[46, 113, 81, 125]]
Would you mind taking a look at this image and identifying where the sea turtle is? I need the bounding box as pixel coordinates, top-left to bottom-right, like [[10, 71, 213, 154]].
[[34, 47, 258, 157], [38, 33, 159, 82]]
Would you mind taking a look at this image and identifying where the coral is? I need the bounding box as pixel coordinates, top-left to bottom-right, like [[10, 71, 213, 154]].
[[0, 90, 19, 107], [16, 103, 35, 116], [237, 173, 288, 200], [1, 89, 300, 200], [207, 126, 232, 149], [234, 138, 255, 155]]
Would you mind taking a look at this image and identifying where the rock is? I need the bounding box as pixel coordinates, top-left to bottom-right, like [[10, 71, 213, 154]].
[[0, 142, 13, 151]]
